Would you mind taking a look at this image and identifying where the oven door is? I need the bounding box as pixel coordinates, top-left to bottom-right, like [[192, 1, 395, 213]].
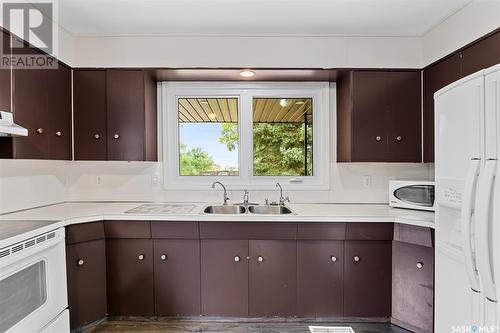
[[0, 228, 67, 333]]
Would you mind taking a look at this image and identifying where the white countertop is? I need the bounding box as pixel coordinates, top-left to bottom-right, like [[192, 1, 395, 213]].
[[0, 201, 434, 248]]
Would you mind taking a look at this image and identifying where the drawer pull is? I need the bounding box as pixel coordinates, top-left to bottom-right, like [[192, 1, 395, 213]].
[[77, 259, 85, 266], [55, 131, 62, 137], [160, 254, 167, 261], [257, 256, 264, 262], [375, 136, 381, 142], [353, 256, 361, 262], [36, 128, 44, 134], [396, 136, 402, 142], [93, 134, 100, 140], [138, 254, 145, 261], [113, 134, 120, 139], [234, 255, 241, 262], [330, 256, 337, 262], [416, 262, 424, 269]]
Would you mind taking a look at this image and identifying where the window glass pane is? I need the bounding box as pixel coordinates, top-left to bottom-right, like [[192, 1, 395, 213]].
[[252, 98, 313, 176], [178, 98, 239, 176]]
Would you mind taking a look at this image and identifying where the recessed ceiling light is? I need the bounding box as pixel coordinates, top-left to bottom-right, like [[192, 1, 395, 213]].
[[295, 101, 305, 105], [240, 70, 255, 78], [200, 100, 209, 104], [208, 113, 217, 120], [279, 99, 289, 107]]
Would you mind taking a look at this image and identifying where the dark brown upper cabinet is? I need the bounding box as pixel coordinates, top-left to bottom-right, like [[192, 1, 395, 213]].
[[337, 70, 422, 162], [423, 30, 500, 162], [73, 70, 107, 160], [74, 69, 158, 161], [0, 30, 11, 113]]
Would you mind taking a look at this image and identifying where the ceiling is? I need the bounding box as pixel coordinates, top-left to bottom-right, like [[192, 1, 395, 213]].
[[56, 0, 471, 37]]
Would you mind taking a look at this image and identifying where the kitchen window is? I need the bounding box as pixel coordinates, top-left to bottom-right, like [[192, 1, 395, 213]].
[[162, 82, 329, 190]]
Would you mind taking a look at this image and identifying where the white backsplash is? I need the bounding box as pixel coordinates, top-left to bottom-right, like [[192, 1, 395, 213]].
[[0, 159, 432, 214]]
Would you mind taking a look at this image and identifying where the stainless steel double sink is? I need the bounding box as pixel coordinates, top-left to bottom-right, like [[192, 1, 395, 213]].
[[203, 204, 293, 215]]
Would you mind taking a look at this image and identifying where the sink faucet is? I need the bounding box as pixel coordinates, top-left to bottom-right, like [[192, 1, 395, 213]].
[[212, 181, 229, 205], [276, 182, 290, 206], [243, 189, 249, 205]]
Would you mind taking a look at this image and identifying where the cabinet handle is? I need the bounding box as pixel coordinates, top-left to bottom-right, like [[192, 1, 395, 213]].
[[36, 128, 44, 134], [353, 256, 361, 262], [77, 259, 85, 266], [375, 136, 381, 142], [113, 134, 120, 139], [257, 256, 264, 262], [160, 254, 167, 261], [138, 254, 145, 261], [55, 131, 62, 137], [93, 134, 100, 140], [416, 262, 424, 269], [396, 136, 402, 142], [234, 255, 241, 262], [330, 256, 338, 262]]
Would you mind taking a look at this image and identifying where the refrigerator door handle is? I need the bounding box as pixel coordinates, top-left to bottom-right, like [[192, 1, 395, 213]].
[[461, 158, 482, 292], [475, 159, 498, 302]]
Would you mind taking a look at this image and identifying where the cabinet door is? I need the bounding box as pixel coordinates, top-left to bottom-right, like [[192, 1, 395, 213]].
[[66, 240, 107, 329], [392, 242, 434, 333], [106, 70, 145, 161], [249, 240, 297, 316], [106, 239, 154, 316], [352, 71, 389, 161], [423, 54, 462, 162], [0, 30, 11, 112], [74, 70, 107, 160], [387, 71, 421, 162], [12, 67, 48, 159], [47, 64, 72, 160], [201, 240, 248, 316], [461, 31, 500, 77], [297, 241, 343, 316], [154, 240, 200, 316], [344, 241, 392, 317]]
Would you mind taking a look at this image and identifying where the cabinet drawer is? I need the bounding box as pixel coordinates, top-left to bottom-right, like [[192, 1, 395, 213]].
[[199, 222, 296, 240], [66, 222, 105, 244], [346, 222, 393, 240], [151, 222, 199, 239], [104, 220, 151, 239], [297, 223, 346, 240], [394, 223, 433, 248]]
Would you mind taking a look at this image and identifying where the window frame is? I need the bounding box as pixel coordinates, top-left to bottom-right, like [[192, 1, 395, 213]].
[[161, 81, 330, 190]]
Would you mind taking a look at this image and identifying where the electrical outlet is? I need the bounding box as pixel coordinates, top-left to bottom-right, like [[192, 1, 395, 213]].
[[362, 175, 372, 188], [96, 175, 103, 185], [151, 174, 159, 185]]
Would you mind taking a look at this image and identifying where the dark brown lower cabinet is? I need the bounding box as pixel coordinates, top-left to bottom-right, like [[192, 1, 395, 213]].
[[297, 241, 344, 316], [392, 241, 434, 333], [249, 240, 297, 316], [344, 241, 392, 317], [66, 240, 107, 329], [201, 240, 249, 316], [106, 239, 154, 316], [153, 240, 201, 316]]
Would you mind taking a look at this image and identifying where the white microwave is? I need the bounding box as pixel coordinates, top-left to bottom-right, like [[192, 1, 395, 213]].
[[389, 180, 435, 211]]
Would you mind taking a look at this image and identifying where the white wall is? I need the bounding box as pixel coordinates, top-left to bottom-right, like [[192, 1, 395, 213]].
[[0, 160, 67, 214], [422, 0, 500, 66]]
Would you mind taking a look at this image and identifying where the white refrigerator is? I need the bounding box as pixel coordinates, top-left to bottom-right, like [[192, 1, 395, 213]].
[[435, 63, 500, 332]]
